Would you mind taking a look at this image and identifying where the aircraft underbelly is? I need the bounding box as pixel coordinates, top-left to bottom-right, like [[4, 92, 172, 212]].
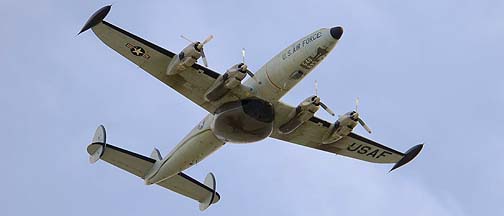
[[212, 98, 274, 143], [146, 115, 225, 184], [147, 99, 274, 184]]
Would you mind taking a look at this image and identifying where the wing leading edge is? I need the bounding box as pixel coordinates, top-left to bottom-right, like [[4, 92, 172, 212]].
[[79, 5, 250, 113], [271, 102, 423, 172]]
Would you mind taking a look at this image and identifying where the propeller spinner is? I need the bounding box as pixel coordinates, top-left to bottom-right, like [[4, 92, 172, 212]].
[[239, 48, 257, 80]]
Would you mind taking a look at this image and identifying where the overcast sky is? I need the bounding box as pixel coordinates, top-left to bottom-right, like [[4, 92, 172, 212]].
[[1, 0, 503, 215]]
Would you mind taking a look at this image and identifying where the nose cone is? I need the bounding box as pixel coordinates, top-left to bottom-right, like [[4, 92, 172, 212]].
[[330, 26, 344, 40]]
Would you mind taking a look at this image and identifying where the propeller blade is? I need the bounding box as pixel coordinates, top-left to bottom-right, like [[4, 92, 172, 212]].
[[201, 50, 208, 67], [202, 35, 214, 45], [180, 35, 194, 43], [247, 70, 259, 83], [314, 80, 318, 96], [239, 48, 258, 83], [355, 97, 360, 112], [319, 102, 335, 116], [242, 48, 246, 64], [246, 70, 255, 78], [358, 118, 372, 133]]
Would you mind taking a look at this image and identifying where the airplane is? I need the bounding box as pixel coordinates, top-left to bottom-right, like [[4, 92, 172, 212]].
[[79, 5, 423, 211]]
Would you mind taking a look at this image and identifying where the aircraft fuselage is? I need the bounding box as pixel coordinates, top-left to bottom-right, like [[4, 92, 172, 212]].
[[212, 26, 343, 143], [245, 27, 342, 101], [145, 27, 343, 185]]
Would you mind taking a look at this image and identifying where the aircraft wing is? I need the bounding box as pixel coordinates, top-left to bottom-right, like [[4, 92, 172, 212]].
[[79, 6, 250, 113], [270, 102, 423, 171], [87, 142, 220, 205]]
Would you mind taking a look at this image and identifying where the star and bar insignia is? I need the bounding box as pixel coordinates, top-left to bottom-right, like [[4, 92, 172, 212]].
[[125, 43, 150, 59]]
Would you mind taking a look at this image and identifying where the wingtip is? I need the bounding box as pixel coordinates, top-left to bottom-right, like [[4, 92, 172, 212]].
[[389, 143, 424, 172], [78, 5, 112, 35]]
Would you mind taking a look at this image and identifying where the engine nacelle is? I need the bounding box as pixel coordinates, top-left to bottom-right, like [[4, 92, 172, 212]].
[[166, 43, 203, 75], [322, 111, 359, 144], [204, 63, 248, 101], [223, 63, 247, 89], [279, 96, 321, 134]]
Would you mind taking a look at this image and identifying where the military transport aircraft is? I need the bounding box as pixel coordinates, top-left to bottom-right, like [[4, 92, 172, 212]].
[[80, 5, 423, 211]]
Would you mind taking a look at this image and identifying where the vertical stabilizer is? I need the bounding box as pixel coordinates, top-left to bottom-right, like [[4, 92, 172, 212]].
[[150, 148, 162, 160], [199, 172, 217, 211], [89, 125, 107, 164]]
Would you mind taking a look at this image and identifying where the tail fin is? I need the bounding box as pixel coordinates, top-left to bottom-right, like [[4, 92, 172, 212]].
[[151, 148, 162, 160], [199, 172, 217, 211], [89, 125, 107, 164], [87, 125, 221, 210]]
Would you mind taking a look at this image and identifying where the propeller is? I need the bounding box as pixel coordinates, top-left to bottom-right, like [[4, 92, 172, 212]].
[[355, 97, 359, 112], [353, 97, 372, 133], [242, 48, 246, 65], [240, 48, 257, 81], [180, 35, 213, 67], [358, 118, 372, 134], [319, 101, 336, 116], [311, 80, 335, 116]]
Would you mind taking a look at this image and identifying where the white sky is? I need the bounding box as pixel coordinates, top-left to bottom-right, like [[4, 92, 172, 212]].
[[1, 0, 503, 215]]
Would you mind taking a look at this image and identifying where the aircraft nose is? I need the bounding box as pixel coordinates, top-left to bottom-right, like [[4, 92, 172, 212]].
[[330, 26, 344, 40]]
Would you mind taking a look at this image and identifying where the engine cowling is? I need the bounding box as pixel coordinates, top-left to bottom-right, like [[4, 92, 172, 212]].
[[166, 35, 213, 75], [223, 63, 247, 89], [334, 111, 359, 135], [278, 96, 321, 134], [166, 43, 203, 75], [204, 63, 248, 101], [322, 111, 359, 144]]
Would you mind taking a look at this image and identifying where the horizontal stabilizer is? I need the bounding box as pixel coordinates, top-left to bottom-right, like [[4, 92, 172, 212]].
[[86, 125, 220, 210], [158, 172, 220, 211], [87, 142, 155, 178]]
